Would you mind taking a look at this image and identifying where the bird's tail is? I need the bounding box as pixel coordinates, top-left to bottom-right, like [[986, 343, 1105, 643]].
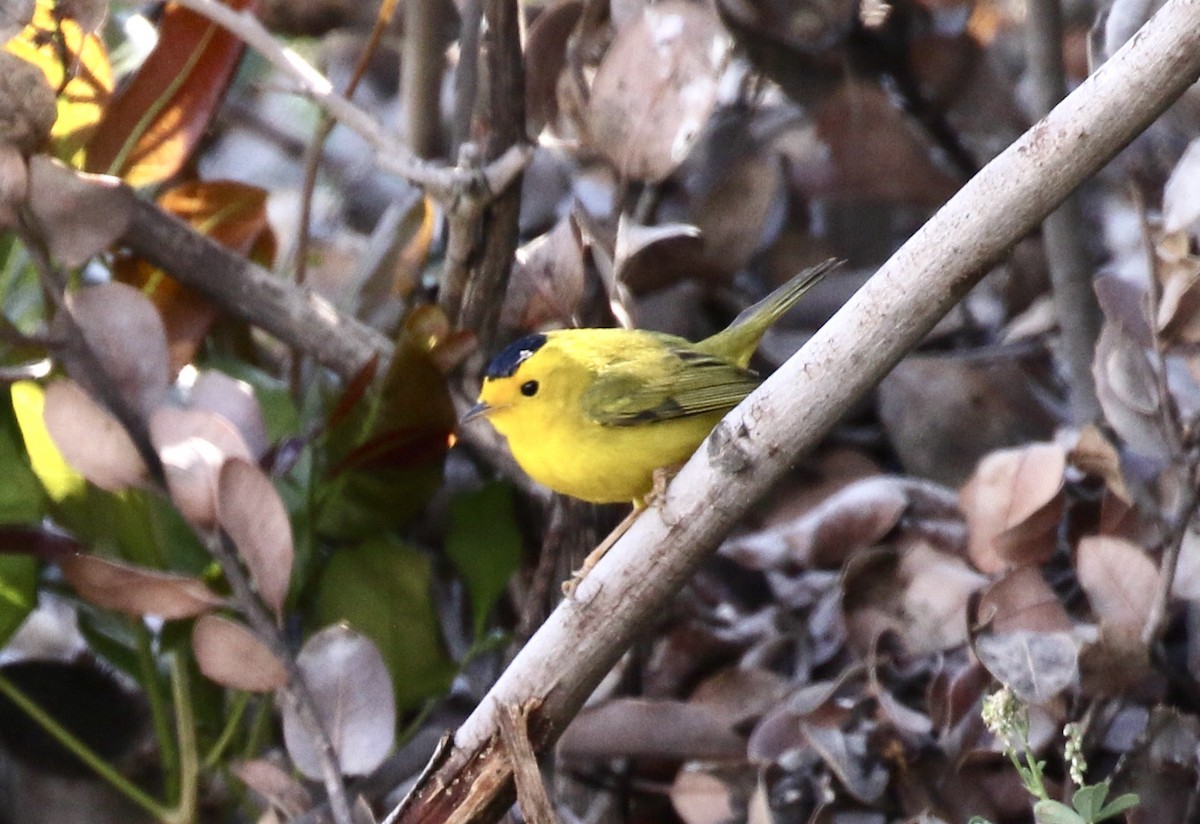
[[697, 258, 840, 366]]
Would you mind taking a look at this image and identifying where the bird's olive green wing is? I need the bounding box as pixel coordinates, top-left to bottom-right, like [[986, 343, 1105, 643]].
[[580, 344, 760, 426]]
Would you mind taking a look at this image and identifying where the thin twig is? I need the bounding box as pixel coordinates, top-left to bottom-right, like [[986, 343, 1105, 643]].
[[452, 0, 483, 154], [287, 0, 399, 397], [403, 0, 449, 158], [1135, 187, 1200, 644], [1025, 0, 1103, 423], [205, 532, 355, 824], [169, 0, 530, 205]]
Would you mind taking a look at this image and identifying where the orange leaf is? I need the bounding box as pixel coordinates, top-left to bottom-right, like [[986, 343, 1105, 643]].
[[117, 180, 276, 372], [5, 0, 113, 160], [84, 0, 251, 185]]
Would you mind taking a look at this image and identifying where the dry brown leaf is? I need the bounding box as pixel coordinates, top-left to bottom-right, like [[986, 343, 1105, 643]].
[[188, 370, 270, 460], [1163, 137, 1200, 235], [217, 459, 293, 618], [878, 353, 1059, 486], [152, 407, 254, 527], [687, 667, 791, 730], [60, 553, 223, 618], [723, 476, 909, 570], [1093, 323, 1175, 460], [671, 763, 759, 824], [66, 280, 171, 420], [1076, 535, 1159, 645], [233, 759, 313, 819], [974, 566, 1073, 634], [192, 614, 287, 692], [27, 157, 131, 267], [42, 379, 147, 492], [559, 698, 744, 762], [1068, 424, 1132, 503], [959, 442, 1066, 574], [502, 213, 587, 332], [843, 543, 986, 656], [973, 631, 1080, 704], [588, 1, 728, 182], [524, 0, 583, 135], [897, 542, 989, 653], [1171, 528, 1200, 601]]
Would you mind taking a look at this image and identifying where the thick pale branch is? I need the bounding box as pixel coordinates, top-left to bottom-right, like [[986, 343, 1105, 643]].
[[117, 193, 389, 380], [393, 0, 1200, 821]]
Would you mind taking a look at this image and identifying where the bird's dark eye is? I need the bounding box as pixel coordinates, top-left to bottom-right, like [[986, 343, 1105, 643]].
[[520, 380, 539, 397]]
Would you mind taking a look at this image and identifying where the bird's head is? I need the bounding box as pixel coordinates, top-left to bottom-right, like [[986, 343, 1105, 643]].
[[462, 333, 558, 436]]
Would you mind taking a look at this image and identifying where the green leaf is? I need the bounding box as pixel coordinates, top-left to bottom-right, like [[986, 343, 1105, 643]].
[[1034, 800, 1087, 824], [311, 536, 455, 711], [1096, 793, 1139, 821], [0, 387, 44, 524], [0, 554, 37, 647], [446, 483, 522, 637], [1072, 783, 1110, 821]]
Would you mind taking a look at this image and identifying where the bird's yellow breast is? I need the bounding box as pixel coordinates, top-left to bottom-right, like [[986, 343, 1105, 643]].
[[477, 329, 731, 503]]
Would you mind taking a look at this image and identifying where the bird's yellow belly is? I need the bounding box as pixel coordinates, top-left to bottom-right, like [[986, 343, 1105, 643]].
[[505, 412, 725, 504]]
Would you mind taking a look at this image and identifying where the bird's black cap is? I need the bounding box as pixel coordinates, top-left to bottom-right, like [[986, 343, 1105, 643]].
[[484, 333, 548, 379]]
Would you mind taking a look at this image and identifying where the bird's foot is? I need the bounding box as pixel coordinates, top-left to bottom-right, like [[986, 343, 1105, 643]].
[[561, 503, 643, 598]]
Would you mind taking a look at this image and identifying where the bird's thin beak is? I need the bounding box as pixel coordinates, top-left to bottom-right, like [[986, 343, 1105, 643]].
[[459, 401, 492, 425]]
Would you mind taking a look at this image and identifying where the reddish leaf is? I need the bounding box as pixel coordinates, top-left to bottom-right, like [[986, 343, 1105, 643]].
[[42, 379, 147, 492], [192, 614, 287, 692], [84, 0, 252, 185], [217, 459, 293, 618], [60, 553, 223, 618], [282, 626, 395, 779]]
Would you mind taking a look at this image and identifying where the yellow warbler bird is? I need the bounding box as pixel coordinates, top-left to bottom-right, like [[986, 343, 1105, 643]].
[[462, 259, 837, 506]]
